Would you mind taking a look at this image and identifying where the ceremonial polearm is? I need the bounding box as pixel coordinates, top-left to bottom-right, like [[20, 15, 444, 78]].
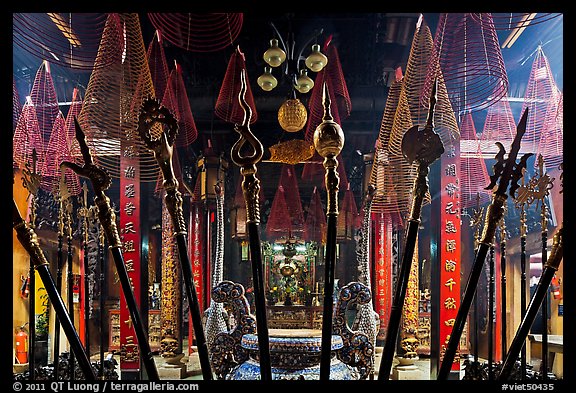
[[137, 98, 213, 381], [61, 119, 159, 381], [532, 155, 555, 380], [53, 180, 66, 379], [378, 80, 444, 380], [21, 151, 40, 379], [312, 83, 346, 381], [230, 69, 272, 381], [78, 183, 91, 356], [513, 170, 530, 380], [500, 214, 507, 360], [13, 200, 96, 380], [65, 192, 75, 379], [488, 244, 495, 380], [438, 108, 532, 380], [97, 222, 107, 379], [498, 222, 563, 381], [470, 194, 484, 365]]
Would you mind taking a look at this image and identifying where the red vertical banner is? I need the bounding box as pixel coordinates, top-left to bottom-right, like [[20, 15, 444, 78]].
[[119, 142, 141, 371], [439, 143, 461, 371], [374, 212, 392, 338], [188, 204, 203, 354]]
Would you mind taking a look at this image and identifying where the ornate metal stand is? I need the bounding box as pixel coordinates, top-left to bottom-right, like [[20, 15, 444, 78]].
[[351, 185, 379, 378], [13, 200, 96, 380], [204, 184, 229, 357], [61, 119, 159, 381], [379, 80, 444, 380], [438, 108, 532, 379]]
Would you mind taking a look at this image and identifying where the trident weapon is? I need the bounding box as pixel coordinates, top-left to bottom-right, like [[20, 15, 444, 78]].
[[438, 108, 532, 379], [313, 82, 346, 381], [499, 222, 563, 380], [61, 119, 159, 381], [230, 68, 272, 381], [379, 80, 444, 380], [137, 97, 213, 380], [13, 200, 96, 380]]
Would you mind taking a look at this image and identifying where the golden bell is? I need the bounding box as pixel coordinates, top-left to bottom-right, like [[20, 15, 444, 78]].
[[257, 67, 278, 91], [263, 38, 286, 68], [278, 98, 308, 133], [294, 69, 314, 94], [305, 44, 328, 72]]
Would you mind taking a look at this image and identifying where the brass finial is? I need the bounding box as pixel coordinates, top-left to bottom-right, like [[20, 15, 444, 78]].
[[313, 83, 344, 159], [231, 69, 264, 224]]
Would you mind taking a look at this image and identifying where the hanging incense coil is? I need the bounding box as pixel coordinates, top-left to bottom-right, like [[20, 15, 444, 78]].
[[536, 92, 563, 172], [13, 13, 110, 71], [146, 30, 170, 104], [215, 46, 258, 124], [161, 63, 198, 147], [521, 46, 562, 153], [422, 13, 509, 115], [147, 13, 243, 52], [75, 13, 163, 182], [470, 12, 562, 30], [459, 111, 491, 209]]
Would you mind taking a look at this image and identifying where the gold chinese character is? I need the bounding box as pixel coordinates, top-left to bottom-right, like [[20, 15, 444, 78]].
[[124, 201, 136, 216], [445, 220, 457, 233], [444, 297, 457, 310], [445, 318, 455, 327], [122, 222, 136, 234], [124, 183, 136, 198], [125, 259, 135, 272], [123, 239, 136, 253], [445, 201, 459, 215], [445, 278, 456, 292], [445, 259, 456, 272], [124, 166, 136, 179], [446, 239, 456, 253]]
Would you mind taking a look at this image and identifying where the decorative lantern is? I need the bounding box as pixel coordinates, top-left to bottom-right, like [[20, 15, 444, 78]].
[[196, 148, 228, 203], [278, 98, 308, 132], [230, 178, 248, 241]]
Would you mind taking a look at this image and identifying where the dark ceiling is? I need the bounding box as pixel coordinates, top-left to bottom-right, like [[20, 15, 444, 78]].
[[12, 12, 564, 206]]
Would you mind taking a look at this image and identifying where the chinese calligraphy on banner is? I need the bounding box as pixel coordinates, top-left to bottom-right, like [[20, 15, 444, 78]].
[[119, 142, 141, 370], [439, 143, 461, 371]]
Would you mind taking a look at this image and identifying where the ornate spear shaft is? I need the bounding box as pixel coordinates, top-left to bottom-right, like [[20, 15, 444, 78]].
[[98, 222, 106, 379], [65, 198, 75, 380], [499, 222, 562, 380], [21, 150, 39, 378], [500, 214, 508, 359], [438, 108, 532, 379], [313, 82, 346, 381], [137, 98, 213, 380], [61, 119, 159, 381], [53, 181, 66, 379], [13, 200, 96, 380], [229, 69, 272, 381], [379, 80, 444, 380]]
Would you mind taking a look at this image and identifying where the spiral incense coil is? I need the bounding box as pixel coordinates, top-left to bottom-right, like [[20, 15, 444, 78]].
[[148, 13, 243, 52], [13, 13, 110, 71]]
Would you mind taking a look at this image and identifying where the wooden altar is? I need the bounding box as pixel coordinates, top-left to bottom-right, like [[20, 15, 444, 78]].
[[267, 305, 323, 330]]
